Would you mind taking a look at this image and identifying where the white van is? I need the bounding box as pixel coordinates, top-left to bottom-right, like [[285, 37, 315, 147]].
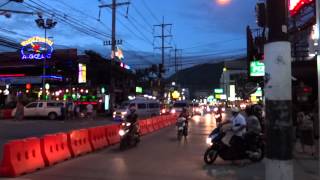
[[113, 97, 160, 121]]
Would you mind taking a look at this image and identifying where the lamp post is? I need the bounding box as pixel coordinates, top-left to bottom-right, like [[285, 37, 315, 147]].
[[35, 15, 57, 98]]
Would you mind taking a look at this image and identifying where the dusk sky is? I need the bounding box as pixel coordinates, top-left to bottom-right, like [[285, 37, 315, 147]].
[[0, 0, 257, 70]]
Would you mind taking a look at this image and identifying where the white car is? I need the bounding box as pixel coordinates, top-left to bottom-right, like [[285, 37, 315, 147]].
[[12, 101, 64, 120]]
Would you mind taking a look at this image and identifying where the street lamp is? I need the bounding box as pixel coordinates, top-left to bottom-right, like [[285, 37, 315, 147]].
[[35, 14, 57, 98]]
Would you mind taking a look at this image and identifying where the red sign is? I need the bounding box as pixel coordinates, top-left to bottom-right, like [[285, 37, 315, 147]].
[[289, 0, 314, 16]]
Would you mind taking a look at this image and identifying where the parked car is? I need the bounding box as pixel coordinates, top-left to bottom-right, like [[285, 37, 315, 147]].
[[12, 101, 65, 120], [113, 97, 160, 121]]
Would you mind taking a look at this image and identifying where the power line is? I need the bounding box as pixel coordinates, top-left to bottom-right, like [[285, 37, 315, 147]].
[[25, 0, 111, 40], [141, 0, 160, 23]]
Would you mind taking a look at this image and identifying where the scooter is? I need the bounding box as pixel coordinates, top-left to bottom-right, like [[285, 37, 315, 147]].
[[176, 117, 188, 141], [119, 121, 140, 150], [204, 126, 264, 164]]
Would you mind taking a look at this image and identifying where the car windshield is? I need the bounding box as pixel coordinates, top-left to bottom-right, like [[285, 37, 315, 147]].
[[119, 102, 129, 109], [173, 103, 188, 108]]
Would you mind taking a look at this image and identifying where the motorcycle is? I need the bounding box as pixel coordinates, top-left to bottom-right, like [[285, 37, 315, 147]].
[[204, 126, 264, 164], [176, 117, 188, 141], [119, 121, 140, 150]]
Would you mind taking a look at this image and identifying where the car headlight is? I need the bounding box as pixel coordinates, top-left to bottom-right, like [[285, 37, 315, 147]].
[[119, 129, 125, 136], [113, 112, 116, 115], [206, 137, 213, 145], [171, 109, 176, 114], [161, 109, 166, 114], [121, 112, 127, 115]]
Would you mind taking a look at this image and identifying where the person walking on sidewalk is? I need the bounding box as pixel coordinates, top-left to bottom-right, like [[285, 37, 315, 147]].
[[86, 103, 94, 120], [297, 112, 315, 156]]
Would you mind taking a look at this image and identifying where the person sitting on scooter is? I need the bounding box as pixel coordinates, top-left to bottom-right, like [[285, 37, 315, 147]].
[[126, 104, 139, 135], [220, 107, 247, 152], [179, 107, 189, 134], [245, 106, 261, 135]]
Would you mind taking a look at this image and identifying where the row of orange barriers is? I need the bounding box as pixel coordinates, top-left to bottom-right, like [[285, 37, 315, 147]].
[[0, 114, 177, 177]]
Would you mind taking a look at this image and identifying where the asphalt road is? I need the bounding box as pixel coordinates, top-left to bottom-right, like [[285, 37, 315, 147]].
[[20, 114, 266, 180], [0, 114, 318, 180]]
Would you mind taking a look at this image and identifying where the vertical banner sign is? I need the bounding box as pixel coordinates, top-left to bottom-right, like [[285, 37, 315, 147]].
[[78, 63, 87, 83], [229, 85, 236, 101], [104, 95, 110, 110]]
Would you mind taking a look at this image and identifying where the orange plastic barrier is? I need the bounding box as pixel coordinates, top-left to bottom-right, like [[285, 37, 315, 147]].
[[158, 116, 165, 128], [105, 124, 120, 145], [40, 133, 71, 166], [88, 126, 109, 150], [0, 138, 45, 177], [146, 120, 154, 132], [67, 129, 92, 157], [152, 118, 160, 130], [139, 120, 148, 135]]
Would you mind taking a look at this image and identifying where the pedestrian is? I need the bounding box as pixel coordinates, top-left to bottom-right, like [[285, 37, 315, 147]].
[[86, 103, 94, 120], [66, 99, 74, 120], [74, 104, 80, 119], [15, 101, 24, 121], [297, 112, 315, 156]]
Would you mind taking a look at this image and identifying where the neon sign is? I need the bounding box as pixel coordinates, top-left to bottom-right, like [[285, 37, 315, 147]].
[[289, 0, 314, 16], [20, 36, 54, 60]]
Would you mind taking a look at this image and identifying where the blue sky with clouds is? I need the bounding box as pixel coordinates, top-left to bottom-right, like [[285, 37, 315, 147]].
[[0, 0, 257, 70]]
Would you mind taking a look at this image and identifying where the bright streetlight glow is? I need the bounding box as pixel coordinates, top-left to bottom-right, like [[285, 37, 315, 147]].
[[216, 0, 231, 6]]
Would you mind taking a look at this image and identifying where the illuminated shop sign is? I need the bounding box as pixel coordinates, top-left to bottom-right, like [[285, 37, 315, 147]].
[[78, 63, 87, 83], [20, 36, 54, 60], [289, 0, 314, 16]]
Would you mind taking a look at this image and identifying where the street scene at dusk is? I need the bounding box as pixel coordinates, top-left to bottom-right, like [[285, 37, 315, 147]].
[[0, 0, 319, 179]]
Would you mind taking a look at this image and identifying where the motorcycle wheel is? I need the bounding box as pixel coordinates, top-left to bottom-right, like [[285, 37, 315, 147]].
[[204, 147, 218, 165], [248, 146, 264, 162], [120, 140, 126, 150]]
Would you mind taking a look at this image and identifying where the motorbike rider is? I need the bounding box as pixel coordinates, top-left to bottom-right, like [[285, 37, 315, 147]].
[[245, 106, 262, 135], [125, 104, 139, 136], [220, 107, 247, 153], [178, 107, 189, 135]]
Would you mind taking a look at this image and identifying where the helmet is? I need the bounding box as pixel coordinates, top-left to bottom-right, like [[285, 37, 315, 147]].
[[231, 107, 240, 113]]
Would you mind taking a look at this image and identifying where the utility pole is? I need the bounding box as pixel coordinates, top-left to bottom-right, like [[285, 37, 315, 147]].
[[265, 0, 293, 180], [171, 47, 182, 73], [153, 17, 172, 100], [154, 17, 173, 78], [315, 0, 320, 165], [99, 0, 129, 112]]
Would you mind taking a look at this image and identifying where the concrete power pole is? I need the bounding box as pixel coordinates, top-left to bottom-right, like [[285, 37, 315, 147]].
[[265, 0, 293, 180], [99, 0, 129, 112]]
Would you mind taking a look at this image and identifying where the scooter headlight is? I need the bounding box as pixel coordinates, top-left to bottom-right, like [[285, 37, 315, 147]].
[[214, 107, 218, 112], [119, 129, 125, 136], [126, 122, 131, 127], [171, 109, 176, 114], [221, 107, 225, 112], [206, 137, 213, 145]]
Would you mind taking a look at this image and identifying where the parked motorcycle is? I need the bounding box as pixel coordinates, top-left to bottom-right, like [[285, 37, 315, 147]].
[[119, 121, 140, 150], [204, 126, 264, 164], [176, 117, 188, 141]]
